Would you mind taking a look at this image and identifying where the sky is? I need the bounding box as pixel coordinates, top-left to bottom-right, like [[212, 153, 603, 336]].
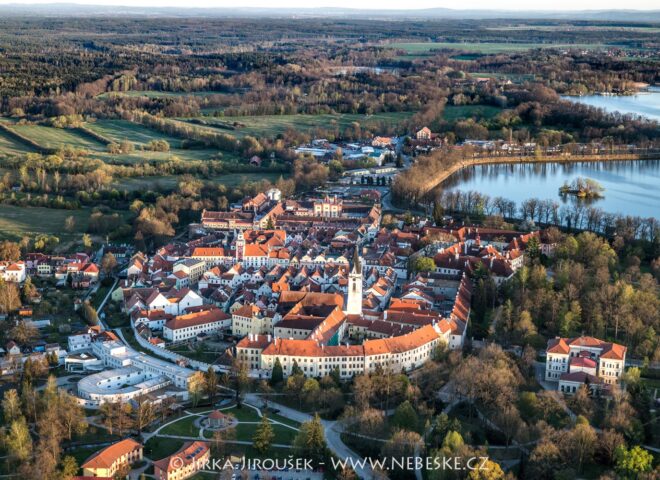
[[0, 0, 658, 10]]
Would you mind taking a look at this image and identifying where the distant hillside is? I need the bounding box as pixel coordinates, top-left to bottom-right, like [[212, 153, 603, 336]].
[[0, 3, 659, 22]]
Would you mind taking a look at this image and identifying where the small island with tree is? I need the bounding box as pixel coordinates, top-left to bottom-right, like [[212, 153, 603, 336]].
[[559, 177, 605, 199]]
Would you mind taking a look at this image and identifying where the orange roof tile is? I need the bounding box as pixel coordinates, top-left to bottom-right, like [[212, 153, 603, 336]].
[[81, 439, 142, 470]]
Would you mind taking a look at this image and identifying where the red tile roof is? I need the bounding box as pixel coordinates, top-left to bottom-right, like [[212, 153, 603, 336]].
[[81, 439, 142, 470], [165, 307, 230, 331]]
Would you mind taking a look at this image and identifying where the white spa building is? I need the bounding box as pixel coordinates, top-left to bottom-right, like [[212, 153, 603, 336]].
[[74, 335, 192, 407]]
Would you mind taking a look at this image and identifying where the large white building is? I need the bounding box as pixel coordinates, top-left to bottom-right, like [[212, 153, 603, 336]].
[[238, 322, 453, 380], [545, 336, 627, 394], [75, 333, 192, 406], [163, 307, 231, 342]]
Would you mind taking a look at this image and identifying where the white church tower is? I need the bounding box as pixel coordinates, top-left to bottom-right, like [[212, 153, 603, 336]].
[[346, 245, 363, 316], [235, 230, 245, 261]]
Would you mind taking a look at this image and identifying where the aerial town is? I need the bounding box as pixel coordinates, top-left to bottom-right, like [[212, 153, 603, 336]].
[[0, 7, 658, 480]]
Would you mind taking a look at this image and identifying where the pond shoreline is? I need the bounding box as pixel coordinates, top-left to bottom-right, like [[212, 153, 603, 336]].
[[429, 152, 659, 194]]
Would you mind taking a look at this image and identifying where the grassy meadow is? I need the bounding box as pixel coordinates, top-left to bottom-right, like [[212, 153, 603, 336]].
[[189, 111, 415, 138], [0, 204, 90, 240], [11, 124, 107, 151]]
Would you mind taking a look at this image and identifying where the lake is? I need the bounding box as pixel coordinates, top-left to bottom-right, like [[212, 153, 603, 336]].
[[441, 159, 660, 219], [563, 86, 660, 122]]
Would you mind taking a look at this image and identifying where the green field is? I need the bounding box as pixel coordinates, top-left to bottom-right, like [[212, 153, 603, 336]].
[[11, 124, 106, 151], [0, 129, 35, 156], [443, 104, 503, 122], [389, 41, 607, 55], [191, 111, 414, 138], [0, 205, 90, 239], [87, 119, 186, 148]]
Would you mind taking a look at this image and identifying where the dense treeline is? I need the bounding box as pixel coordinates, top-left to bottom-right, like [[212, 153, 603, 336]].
[[435, 189, 660, 243], [497, 231, 660, 360]]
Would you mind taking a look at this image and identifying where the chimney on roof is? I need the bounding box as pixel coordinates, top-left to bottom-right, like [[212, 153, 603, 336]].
[[267, 334, 271, 342]]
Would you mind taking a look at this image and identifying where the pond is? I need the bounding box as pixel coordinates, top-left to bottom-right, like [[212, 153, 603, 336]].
[[440, 159, 660, 219], [563, 86, 660, 121]]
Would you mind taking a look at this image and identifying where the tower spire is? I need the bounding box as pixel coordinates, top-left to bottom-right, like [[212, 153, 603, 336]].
[[352, 245, 361, 274]]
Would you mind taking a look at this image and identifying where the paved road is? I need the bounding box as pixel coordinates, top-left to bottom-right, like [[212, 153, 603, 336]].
[[245, 393, 375, 479]]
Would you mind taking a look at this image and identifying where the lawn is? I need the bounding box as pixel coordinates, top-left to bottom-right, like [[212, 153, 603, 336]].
[[389, 41, 608, 55], [86, 119, 186, 148], [144, 437, 185, 459], [0, 204, 90, 240], [187, 111, 415, 139], [0, 128, 35, 156], [233, 419, 299, 444], [222, 406, 262, 422], [443, 105, 503, 122], [161, 416, 200, 437], [11, 124, 106, 151], [66, 446, 102, 466]]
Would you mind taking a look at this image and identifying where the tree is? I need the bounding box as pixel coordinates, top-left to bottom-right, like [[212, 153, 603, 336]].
[[270, 357, 283, 386], [391, 400, 418, 432], [0, 241, 21, 261], [528, 439, 562, 480], [6, 416, 32, 463], [352, 374, 374, 409], [101, 252, 117, 275], [59, 456, 78, 480], [253, 415, 275, 453], [493, 405, 521, 448], [58, 390, 87, 440], [2, 389, 21, 423], [568, 423, 597, 473], [229, 358, 249, 406], [380, 429, 424, 480], [467, 459, 506, 480], [597, 429, 625, 466], [411, 256, 436, 273], [433, 202, 444, 226], [188, 371, 206, 407], [442, 430, 464, 452], [82, 233, 93, 250], [285, 372, 306, 408], [134, 394, 155, 434], [212, 423, 236, 458], [302, 378, 321, 408], [293, 414, 328, 467], [81, 301, 99, 326], [205, 367, 219, 406], [615, 445, 653, 478], [0, 280, 22, 314], [9, 320, 37, 344], [64, 216, 76, 233]]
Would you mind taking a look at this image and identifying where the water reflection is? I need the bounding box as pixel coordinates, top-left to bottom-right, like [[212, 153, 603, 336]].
[[438, 159, 660, 218]]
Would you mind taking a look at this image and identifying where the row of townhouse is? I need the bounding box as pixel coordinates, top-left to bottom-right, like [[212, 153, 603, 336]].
[[25, 252, 100, 285]]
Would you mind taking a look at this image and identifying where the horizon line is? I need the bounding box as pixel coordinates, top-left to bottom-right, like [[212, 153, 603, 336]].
[[0, 2, 659, 12]]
